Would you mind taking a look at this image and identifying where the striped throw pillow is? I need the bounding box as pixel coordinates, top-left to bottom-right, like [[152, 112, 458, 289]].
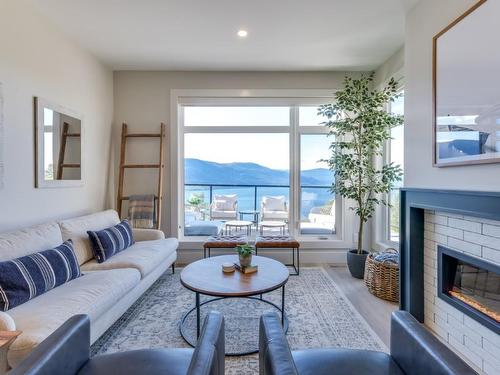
[[87, 219, 134, 263], [0, 240, 81, 311]]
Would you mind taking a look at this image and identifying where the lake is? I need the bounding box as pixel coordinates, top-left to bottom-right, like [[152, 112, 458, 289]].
[[185, 185, 334, 219]]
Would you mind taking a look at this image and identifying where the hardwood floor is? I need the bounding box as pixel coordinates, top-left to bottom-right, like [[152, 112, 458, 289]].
[[325, 265, 397, 347]]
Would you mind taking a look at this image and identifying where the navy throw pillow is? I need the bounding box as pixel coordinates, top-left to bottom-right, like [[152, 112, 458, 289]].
[[0, 240, 81, 311], [87, 219, 134, 263]]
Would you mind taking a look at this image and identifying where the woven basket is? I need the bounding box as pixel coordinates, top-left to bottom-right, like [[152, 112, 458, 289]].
[[364, 249, 399, 303]]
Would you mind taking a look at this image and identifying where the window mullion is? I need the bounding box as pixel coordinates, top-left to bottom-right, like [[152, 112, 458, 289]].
[[290, 106, 300, 237]]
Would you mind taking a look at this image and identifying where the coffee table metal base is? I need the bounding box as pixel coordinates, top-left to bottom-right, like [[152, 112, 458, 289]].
[[179, 288, 288, 356]]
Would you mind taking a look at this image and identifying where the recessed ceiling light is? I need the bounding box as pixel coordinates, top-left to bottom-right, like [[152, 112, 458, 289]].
[[237, 30, 248, 38]]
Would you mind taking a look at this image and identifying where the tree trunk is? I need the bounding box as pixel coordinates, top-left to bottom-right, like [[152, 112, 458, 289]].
[[357, 217, 364, 254]]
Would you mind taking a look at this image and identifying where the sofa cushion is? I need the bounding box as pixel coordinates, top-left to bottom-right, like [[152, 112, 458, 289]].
[[263, 196, 286, 211], [0, 240, 81, 311], [79, 348, 194, 375], [210, 211, 237, 219], [213, 194, 237, 210], [292, 349, 404, 375], [59, 210, 120, 266], [87, 220, 134, 263], [263, 210, 288, 220], [185, 221, 223, 236], [0, 223, 63, 262], [7, 268, 141, 368], [80, 238, 178, 278]]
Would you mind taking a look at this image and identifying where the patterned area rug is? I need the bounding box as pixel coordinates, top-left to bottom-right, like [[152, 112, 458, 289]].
[[92, 267, 386, 374]]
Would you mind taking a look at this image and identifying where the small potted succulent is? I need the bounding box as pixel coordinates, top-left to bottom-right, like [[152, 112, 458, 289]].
[[236, 244, 254, 267]]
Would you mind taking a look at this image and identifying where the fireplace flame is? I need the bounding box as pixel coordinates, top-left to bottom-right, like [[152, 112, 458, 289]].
[[449, 290, 500, 323]]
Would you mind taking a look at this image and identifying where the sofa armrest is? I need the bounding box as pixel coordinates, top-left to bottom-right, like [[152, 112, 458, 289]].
[[187, 311, 225, 375], [390, 311, 476, 375], [8, 315, 90, 375], [132, 228, 165, 241], [0, 313, 15, 332], [259, 313, 298, 375]]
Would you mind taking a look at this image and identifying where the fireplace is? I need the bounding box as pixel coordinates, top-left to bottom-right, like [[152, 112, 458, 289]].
[[438, 245, 500, 334]]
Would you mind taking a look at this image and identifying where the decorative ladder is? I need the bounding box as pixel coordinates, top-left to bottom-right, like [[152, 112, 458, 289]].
[[117, 123, 166, 230], [56, 122, 81, 179]]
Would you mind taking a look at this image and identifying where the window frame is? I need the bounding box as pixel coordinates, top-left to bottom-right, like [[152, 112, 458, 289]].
[[170, 89, 352, 249], [386, 89, 404, 244]]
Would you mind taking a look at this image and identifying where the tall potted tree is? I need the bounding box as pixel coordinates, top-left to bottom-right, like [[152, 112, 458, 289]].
[[319, 73, 403, 279]]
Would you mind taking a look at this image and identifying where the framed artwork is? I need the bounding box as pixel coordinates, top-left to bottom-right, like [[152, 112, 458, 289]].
[[433, 0, 500, 167]]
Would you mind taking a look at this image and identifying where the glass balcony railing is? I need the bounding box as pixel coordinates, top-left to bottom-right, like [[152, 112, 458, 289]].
[[184, 183, 335, 236]]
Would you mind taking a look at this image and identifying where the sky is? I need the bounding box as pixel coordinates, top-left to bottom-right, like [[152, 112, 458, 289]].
[[184, 132, 332, 171], [183, 106, 332, 170]]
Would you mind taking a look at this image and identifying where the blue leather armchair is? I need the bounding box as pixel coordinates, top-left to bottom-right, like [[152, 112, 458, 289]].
[[9, 311, 224, 375], [259, 310, 476, 375]]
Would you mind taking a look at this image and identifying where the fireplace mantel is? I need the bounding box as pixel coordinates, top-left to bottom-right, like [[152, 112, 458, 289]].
[[399, 188, 500, 322]]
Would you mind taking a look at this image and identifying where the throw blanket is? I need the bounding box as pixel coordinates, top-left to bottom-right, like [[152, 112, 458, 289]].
[[128, 194, 156, 229], [372, 251, 399, 265]]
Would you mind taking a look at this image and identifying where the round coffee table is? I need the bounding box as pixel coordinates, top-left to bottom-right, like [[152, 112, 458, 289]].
[[180, 255, 289, 356], [259, 220, 287, 235], [224, 220, 253, 235], [239, 210, 260, 225]]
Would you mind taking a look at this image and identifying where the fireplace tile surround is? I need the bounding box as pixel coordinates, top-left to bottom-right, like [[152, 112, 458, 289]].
[[400, 188, 500, 374], [437, 245, 499, 335]]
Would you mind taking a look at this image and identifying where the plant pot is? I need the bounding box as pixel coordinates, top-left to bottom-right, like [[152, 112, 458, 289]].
[[346, 249, 369, 279], [239, 254, 252, 267]]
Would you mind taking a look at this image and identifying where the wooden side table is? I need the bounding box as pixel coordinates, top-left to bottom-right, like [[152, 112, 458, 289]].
[[0, 331, 21, 374]]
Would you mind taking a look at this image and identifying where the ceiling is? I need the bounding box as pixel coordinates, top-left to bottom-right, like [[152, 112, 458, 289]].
[[32, 0, 418, 71]]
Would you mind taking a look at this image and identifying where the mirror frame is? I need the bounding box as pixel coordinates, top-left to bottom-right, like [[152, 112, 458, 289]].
[[432, 0, 498, 167], [34, 97, 84, 188]]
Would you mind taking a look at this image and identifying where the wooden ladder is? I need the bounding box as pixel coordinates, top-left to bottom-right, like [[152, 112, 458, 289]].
[[57, 122, 81, 179], [117, 123, 166, 229]]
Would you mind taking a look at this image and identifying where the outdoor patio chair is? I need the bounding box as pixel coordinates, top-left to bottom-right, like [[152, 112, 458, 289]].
[[261, 195, 288, 222], [308, 201, 335, 228], [210, 194, 238, 221]]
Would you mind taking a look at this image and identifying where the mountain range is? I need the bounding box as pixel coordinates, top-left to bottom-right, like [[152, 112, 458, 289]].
[[185, 158, 333, 186]]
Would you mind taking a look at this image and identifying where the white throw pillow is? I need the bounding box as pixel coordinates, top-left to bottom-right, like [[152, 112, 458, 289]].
[[214, 200, 232, 211], [263, 196, 286, 211], [213, 195, 237, 210]]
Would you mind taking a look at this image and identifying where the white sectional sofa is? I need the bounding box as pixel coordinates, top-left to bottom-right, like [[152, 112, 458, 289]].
[[0, 210, 178, 370]]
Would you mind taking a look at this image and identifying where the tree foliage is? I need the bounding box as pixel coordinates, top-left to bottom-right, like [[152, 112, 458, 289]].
[[319, 73, 403, 253]]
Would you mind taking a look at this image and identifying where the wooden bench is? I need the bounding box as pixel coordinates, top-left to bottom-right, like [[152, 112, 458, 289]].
[[254, 236, 300, 275], [202, 235, 248, 258]]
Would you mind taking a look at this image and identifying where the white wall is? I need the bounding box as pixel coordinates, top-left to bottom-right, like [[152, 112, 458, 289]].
[[0, 0, 114, 231], [371, 46, 405, 251], [113, 71, 361, 238], [405, 0, 500, 190], [374, 47, 404, 89], [406, 1, 500, 371]]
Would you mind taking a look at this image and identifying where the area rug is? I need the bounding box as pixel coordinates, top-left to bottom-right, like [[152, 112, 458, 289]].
[[92, 267, 386, 374]]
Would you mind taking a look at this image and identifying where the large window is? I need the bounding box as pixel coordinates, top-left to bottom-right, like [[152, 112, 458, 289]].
[[180, 102, 334, 239], [300, 134, 335, 235], [388, 91, 404, 242]]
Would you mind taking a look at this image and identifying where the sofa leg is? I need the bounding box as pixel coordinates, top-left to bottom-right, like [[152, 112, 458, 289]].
[[171, 263, 175, 274]]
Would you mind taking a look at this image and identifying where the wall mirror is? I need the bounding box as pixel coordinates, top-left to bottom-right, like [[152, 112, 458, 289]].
[[35, 97, 83, 188], [433, 0, 500, 167]]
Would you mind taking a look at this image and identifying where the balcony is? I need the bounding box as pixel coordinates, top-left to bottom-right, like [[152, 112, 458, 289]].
[[184, 183, 335, 237]]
